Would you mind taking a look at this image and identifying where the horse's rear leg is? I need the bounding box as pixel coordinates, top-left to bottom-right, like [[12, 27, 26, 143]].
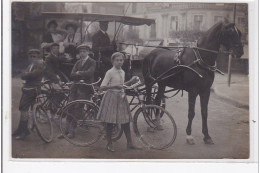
[[199, 89, 214, 144], [186, 92, 198, 145]]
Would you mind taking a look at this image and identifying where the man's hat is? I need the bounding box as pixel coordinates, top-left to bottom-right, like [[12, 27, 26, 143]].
[[76, 44, 91, 51], [99, 21, 109, 25], [28, 49, 40, 54], [47, 20, 58, 29]]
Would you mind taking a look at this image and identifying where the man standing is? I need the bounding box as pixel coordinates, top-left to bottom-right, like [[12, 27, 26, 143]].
[[92, 21, 117, 79], [59, 44, 96, 139]]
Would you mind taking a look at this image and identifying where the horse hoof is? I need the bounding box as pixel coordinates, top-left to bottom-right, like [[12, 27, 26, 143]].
[[204, 137, 214, 144], [186, 136, 195, 145]]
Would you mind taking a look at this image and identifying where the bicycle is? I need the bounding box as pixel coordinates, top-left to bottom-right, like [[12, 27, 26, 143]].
[[20, 81, 55, 143], [59, 78, 123, 146], [59, 78, 177, 150]]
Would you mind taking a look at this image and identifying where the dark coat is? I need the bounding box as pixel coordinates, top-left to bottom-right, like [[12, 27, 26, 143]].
[[92, 30, 113, 63], [44, 53, 67, 83], [19, 61, 46, 111], [70, 57, 96, 83], [43, 32, 54, 43], [21, 61, 46, 87], [69, 57, 96, 101]]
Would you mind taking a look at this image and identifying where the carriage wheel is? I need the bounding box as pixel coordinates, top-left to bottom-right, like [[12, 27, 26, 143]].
[[133, 105, 177, 150], [33, 104, 53, 143]]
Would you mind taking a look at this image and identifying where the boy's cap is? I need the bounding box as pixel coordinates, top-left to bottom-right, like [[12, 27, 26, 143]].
[[76, 44, 91, 51], [28, 49, 40, 54]]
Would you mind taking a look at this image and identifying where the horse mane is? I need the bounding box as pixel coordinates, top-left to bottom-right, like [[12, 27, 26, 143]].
[[200, 21, 224, 43]]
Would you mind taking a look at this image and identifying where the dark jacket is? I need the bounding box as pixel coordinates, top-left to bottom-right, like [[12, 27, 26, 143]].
[[70, 57, 96, 83], [43, 32, 54, 43], [92, 30, 113, 63], [19, 61, 46, 111], [21, 61, 46, 87], [44, 53, 67, 83], [69, 57, 96, 101]]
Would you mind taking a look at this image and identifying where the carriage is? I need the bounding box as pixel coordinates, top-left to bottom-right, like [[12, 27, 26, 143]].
[[41, 12, 155, 81]]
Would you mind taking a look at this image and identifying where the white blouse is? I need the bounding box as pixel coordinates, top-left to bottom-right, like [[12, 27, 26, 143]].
[[101, 67, 125, 88]]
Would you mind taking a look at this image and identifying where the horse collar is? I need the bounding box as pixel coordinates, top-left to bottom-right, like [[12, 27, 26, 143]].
[[193, 49, 217, 72]]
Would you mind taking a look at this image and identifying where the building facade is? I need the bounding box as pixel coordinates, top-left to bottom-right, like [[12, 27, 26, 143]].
[[124, 3, 248, 41]]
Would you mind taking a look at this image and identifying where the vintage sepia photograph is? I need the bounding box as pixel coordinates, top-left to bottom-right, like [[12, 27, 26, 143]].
[[10, 2, 250, 159]]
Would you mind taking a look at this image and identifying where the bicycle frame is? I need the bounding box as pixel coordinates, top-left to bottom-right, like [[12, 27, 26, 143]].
[[37, 82, 70, 116]]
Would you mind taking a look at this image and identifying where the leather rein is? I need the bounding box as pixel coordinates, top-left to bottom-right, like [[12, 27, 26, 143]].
[[191, 46, 229, 75]]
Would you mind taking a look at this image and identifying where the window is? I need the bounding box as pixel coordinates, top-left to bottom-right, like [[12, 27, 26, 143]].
[[214, 16, 223, 23], [170, 16, 178, 31], [194, 15, 203, 31]]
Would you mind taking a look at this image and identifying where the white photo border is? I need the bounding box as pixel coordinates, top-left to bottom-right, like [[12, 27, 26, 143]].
[[2, 0, 259, 172]]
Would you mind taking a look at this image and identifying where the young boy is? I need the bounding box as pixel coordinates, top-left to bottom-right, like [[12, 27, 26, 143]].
[[13, 49, 46, 140], [58, 44, 96, 139]]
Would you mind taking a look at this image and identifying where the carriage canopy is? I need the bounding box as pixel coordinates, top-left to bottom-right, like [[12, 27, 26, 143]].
[[42, 12, 155, 26]]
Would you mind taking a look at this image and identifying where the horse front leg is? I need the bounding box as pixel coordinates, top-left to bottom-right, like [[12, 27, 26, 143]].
[[145, 84, 152, 105], [199, 89, 214, 144], [186, 92, 198, 145], [154, 83, 166, 130], [154, 83, 166, 106]]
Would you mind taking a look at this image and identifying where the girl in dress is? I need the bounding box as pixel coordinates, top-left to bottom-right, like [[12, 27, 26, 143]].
[[97, 52, 140, 152]]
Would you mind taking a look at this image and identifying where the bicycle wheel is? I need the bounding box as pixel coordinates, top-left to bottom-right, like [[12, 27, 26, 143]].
[[133, 105, 177, 150], [59, 100, 103, 147], [33, 104, 53, 143]]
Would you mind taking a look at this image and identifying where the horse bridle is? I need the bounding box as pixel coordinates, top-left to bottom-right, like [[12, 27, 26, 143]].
[[190, 39, 234, 75]]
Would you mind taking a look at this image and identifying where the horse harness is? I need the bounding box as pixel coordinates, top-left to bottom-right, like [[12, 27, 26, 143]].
[[149, 46, 226, 85]]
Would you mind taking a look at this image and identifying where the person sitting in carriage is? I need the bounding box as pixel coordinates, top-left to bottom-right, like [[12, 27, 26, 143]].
[[92, 21, 117, 80], [41, 20, 66, 55], [44, 42, 71, 83], [58, 44, 96, 139], [62, 21, 81, 63], [12, 49, 46, 140]]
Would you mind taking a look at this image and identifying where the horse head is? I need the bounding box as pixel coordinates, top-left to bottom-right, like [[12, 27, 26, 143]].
[[220, 22, 244, 58]]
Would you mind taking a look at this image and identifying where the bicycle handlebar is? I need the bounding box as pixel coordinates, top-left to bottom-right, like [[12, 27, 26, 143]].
[[123, 79, 142, 90], [68, 78, 102, 87]]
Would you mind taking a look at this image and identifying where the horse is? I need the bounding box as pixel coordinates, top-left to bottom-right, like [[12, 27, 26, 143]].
[[142, 21, 244, 145]]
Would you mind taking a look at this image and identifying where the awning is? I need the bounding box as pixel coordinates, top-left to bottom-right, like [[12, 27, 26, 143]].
[[42, 12, 155, 26]]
